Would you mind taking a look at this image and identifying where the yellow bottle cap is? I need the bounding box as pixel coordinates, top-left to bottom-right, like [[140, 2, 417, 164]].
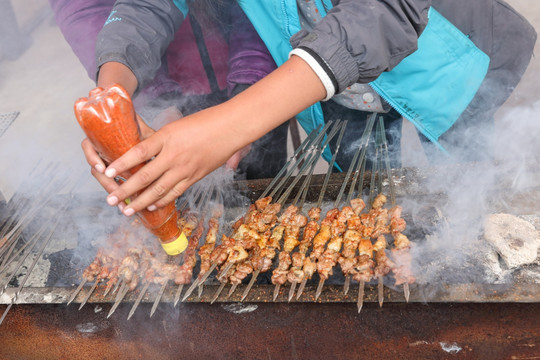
[[160, 232, 188, 256]]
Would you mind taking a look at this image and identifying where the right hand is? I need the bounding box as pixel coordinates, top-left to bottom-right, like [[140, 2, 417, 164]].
[[82, 107, 181, 211]]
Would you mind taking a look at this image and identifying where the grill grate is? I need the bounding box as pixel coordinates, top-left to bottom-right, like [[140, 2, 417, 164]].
[[0, 111, 19, 138]]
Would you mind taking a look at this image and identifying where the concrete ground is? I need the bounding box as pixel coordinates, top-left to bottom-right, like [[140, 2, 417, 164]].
[[0, 0, 538, 200]]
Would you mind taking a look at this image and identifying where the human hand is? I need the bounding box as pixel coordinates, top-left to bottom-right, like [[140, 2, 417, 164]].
[[100, 106, 246, 216], [81, 110, 175, 212], [98, 55, 327, 216]]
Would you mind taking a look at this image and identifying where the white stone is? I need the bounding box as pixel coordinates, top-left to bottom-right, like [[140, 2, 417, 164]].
[[483, 213, 540, 269]]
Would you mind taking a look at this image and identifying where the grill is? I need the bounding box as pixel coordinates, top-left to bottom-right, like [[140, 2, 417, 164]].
[[0, 161, 539, 359], [1, 162, 538, 307]]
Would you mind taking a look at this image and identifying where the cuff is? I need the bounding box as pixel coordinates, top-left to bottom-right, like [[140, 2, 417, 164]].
[[289, 48, 336, 101]]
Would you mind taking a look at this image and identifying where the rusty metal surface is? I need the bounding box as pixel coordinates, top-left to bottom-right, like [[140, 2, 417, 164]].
[[0, 302, 538, 360]]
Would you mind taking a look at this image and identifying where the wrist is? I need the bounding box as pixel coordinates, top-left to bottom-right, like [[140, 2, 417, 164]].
[[97, 62, 138, 96]]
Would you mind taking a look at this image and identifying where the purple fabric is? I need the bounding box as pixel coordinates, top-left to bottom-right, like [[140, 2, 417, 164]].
[[226, 3, 277, 97], [49, 0, 183, 104], [49, 0, 275, 101], [49, 0, 111, 80]]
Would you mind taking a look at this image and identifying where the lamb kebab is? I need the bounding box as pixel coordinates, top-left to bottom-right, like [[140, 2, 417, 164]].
[[314, 205, 354, 300], [291, 122, 353, 301], [222, 200, 283, 299], [206, 205, 269, 302], [339, 198, 366, 295], [195, 205, 223, 297], [270, 205, 308, 301], [239, 217, 284, 301], [283, 122, 347, 302], [295, 207, 339, 299], [107, 247, 144, 318], [352, 237, 374, 313], [190, 196, 274, 295], [286, 206, 320, 301], [200, 196, 279, 302], [389, 205, 415, 301], [226, 229, 271, 298], [366, 193, 392, 308], [151, 211, 202, 316]]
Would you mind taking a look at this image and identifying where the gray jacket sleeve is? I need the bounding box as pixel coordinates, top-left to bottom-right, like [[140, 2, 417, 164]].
[[95, 0, 185, 93], [290, 0, 430, 93]]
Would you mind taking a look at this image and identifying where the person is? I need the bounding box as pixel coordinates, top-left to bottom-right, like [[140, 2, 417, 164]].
[[80, 0, 535, 218], [50, 0, 287, 179]]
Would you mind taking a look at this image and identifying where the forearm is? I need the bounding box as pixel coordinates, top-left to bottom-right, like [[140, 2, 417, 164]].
[[210, 55, 325, 150]]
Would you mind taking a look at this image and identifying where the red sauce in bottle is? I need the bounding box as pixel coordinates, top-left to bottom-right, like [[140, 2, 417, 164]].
[[74, 85, 181, 244]]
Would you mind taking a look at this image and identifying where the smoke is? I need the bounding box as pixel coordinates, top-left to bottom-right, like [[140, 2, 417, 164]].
[[402, 100, 540, 295]]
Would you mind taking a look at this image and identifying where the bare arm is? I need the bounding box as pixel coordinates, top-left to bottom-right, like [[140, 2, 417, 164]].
[[102, 55, 326, 216]]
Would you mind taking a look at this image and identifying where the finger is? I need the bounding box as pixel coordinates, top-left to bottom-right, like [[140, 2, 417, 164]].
[[81, 138, 106, 173], [103, 132, 164, 179], [105, 150, 173, 208], [120, 170, 193, 216], [135, 113, 155, 138], [149, 178, 193, 211], [90, 167, 124, 212]]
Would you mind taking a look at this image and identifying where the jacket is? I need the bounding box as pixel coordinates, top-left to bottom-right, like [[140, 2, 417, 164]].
[[95, 0, 535, 154], [52, 0, 274, 99]]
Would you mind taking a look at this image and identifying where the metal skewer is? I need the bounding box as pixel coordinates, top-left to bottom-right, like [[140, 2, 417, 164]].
[[150, 280, 168, 317], [378, 117, 409, 302], [0, 298, 14, 326], [288, 281, 297, 303], [107, 284, 129, 319], [296, 121, 348, 300], [227, 283, 238, 298], [314, 278, 325, 301], [174, 283, 185, 306], [181, 262, 217, 303], [240, 270, 259, 302], [102, 278, 116, 297], [216, 262, 234, 282], [127, 282, 150, 320], [67, 279, 87, 306], [111, 276, 124, 296], [270, 122, 332, 201], [272, 284, 281, 301], [259, 125, 322, 199], [378, 276, 384, 307], [210, 282, 226, 304], [357, 280, 365, 313], [343, 276, 351, 296], [78, 279, 99, 310]]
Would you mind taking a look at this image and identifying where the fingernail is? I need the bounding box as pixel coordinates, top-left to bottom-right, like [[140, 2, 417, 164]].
[[118, 203, 125, 212], [107, 195, 118, 206], [95, 164, 105, 173], [147, 205, 157, 211], [105, 168, 117, 178], [123, 208, 135, 217]]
